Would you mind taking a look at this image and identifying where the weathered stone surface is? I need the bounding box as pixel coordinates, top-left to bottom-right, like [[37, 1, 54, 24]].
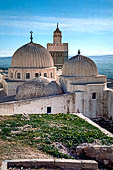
[[76, 143, 113, 168], [16, 77, 63, 100], [1, 159, 98, 170], [93, 117, 113, 134]]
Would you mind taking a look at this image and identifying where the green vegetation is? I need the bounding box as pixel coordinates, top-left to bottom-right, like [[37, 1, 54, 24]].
[[0, 113, 113, 158]]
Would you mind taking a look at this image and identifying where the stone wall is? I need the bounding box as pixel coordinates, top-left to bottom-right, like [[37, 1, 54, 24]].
[[76, 144, 113, 168], [103, 88, 113, 119], [0, 94, 75, 115], [1, 159, 98, 170]]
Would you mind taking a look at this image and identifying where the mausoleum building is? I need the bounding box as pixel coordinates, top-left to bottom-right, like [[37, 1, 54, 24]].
[[2, 32, 56, 96], [0, 30, 113, 120]]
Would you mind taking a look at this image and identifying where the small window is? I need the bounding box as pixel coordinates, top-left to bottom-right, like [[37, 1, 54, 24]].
[[17, 73, 21, 79], [51, 72, 53, 78], [39, 72, 41, 76], [35, 73, 39, 78], [47, 107, 51, 114], [10, 72, 13, 78], [44, 73, 47, 77], [26, 73, 30, 79], [92, 93, 96, 99]]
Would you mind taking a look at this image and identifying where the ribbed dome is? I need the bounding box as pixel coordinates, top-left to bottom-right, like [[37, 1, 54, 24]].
[[62, 54, 98, 77], [11, 42, 54, 68]]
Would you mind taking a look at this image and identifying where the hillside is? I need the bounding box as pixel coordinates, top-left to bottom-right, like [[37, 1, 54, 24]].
[[0, 113, 113, 167], [0, 114, 113, 169]]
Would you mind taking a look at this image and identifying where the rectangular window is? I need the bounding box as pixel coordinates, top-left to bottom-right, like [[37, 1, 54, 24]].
[[26, 73, 30, 79], [92, 93, 96, 99], [10, 72, 13, 78], [35, 73, 39, 77], [51, 72, 53, 78], [44, 73, 47, 77], [47, 107, 51, 114], [17, 73, 21, 79]]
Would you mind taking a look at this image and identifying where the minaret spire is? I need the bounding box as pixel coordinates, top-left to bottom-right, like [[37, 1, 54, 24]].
[[30, 31, 33, 43], [57, 22, 59, 29]]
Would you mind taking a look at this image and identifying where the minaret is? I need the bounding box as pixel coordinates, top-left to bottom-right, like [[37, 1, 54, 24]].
[[53, 23, 62, 45], [47, 23, 68, 71]]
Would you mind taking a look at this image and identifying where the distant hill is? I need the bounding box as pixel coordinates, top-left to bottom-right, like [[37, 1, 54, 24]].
[[0, 55, 113, 78], [0, 57, 12, 70], [0, 56, 12, 58]]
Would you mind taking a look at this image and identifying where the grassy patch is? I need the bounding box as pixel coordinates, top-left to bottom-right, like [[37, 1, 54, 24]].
[[0, 113, 113, 158]]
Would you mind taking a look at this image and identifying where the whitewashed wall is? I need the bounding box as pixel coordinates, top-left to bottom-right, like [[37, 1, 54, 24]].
[[73, 84, 106, 118], [0, 94, 75, 115], [103, 89, 113, 119], [0, 85, 113, 120]]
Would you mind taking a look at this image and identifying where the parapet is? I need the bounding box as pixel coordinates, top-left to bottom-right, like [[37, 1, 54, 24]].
[[47, 43, 68, 52]]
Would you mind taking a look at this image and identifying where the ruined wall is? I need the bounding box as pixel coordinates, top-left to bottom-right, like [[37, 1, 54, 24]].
[[0, 94, 75, 115], [1, 159, 98, 170]]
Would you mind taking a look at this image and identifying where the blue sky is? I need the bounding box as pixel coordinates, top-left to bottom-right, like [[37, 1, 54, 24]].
[[0, 0, 113, 56]]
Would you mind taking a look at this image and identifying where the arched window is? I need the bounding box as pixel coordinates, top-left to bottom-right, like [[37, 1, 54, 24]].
[[44, 73, 47, 77], [10, 72, 13, 78], [26, 73, 30, 79], [17, 73, 21, 79]]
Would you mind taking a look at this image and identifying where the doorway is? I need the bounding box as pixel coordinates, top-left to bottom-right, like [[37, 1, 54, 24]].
[[47, 107, 51, 114]]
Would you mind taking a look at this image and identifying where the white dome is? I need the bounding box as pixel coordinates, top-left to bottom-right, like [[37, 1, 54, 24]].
[[11, 42, 54, 68], [62, 54, 98, 77]]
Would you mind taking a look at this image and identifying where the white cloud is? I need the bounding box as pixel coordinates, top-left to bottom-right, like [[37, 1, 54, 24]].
[[0, 51, 13, 57], [0, 15, 113, 33], [0, 15, 113, 56]]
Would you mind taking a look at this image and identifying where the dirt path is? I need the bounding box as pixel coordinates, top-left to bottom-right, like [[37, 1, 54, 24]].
[[0, 138, 52, 167]]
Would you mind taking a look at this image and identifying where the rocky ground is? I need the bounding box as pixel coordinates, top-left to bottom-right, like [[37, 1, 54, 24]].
[[0, 139, 52, 168], [0, 114, 113, 169], [92, 118, 113, 134]]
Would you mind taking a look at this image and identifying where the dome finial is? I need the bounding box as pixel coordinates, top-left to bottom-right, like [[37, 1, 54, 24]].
[[30, 31, 33, 43], [78, 49, 80, 55]]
